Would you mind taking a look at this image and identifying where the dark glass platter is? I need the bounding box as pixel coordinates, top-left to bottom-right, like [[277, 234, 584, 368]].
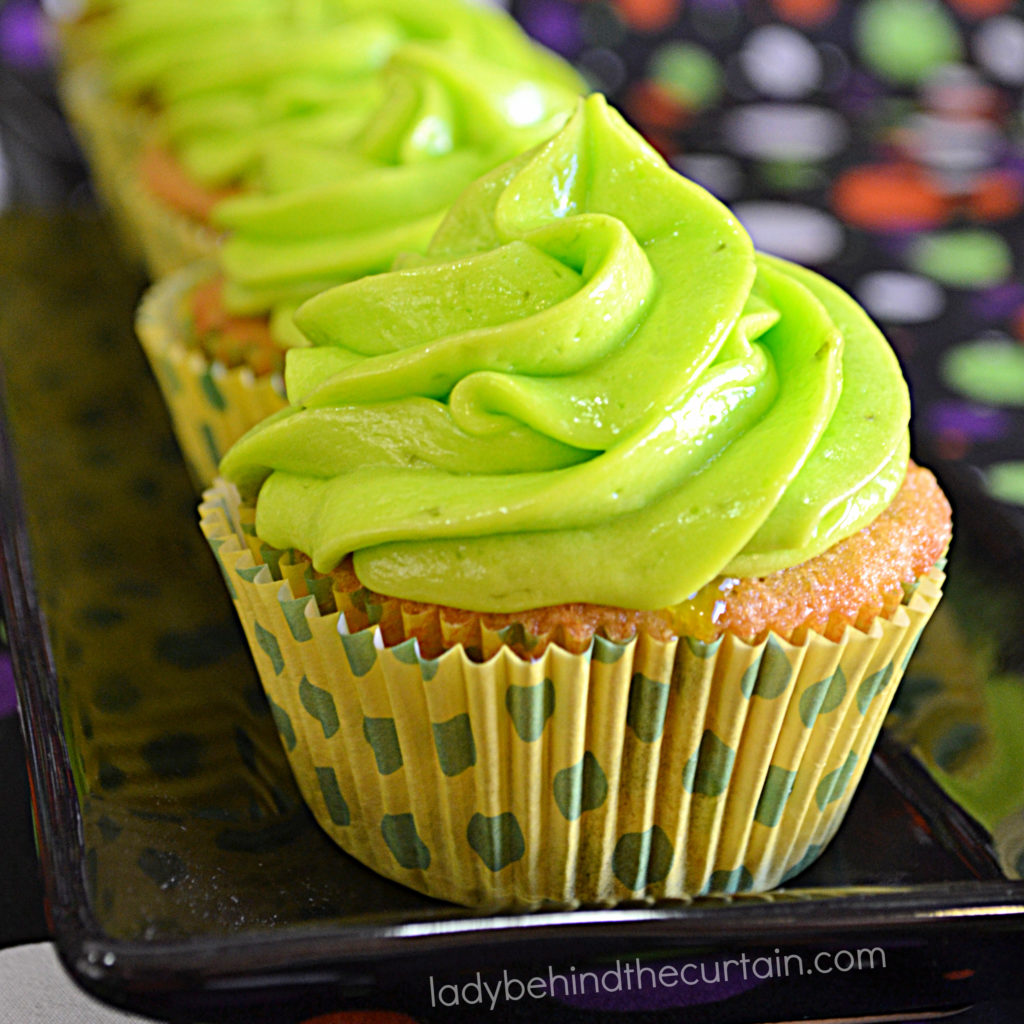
[[3, 210, 1024, 1023]]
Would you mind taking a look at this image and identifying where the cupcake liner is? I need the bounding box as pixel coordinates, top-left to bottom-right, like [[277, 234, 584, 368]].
[[56, 60, 151, 264], [200, 479, 945, 909], [116, 162, 222, 279], [136, 262, 287, 489]]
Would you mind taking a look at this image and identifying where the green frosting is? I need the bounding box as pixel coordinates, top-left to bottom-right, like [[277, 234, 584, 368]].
[[221, 96, 909, 613], [210, 42, 582, 320], [90, 0, 581, 188]]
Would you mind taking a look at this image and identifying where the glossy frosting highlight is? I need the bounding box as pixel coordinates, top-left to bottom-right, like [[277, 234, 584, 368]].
[[221, 95, 909, 612]]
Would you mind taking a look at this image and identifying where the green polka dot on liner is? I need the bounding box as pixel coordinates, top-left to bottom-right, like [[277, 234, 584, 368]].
[[986, 461, 1024, 506], [299, 675, 339, 738], [611, 825, 674, 891], [909, 230, 1012, 289], [314, 766, 350, 827], [683, 730, 736, 797], [363, 716, 403, 775], [942, 339, 1024, 408], [799, 666, 847, 727], [381, 813, 430, 870], [815, 751, 859, 811], [626, 673, 670, 743], [505, 679, 555, 742], [855, 0, 962, 85], [704, 864, 754, 894], [467, 812, 525, 872], [553, 752, 609, 821], [432, 713, 476, 777], [648, 41, 721, 108], [740, 637, 792, 700]]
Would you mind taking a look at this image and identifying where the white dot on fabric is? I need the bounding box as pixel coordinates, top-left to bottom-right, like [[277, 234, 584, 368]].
[[722, 104, 849, 162], [740, 25, 823, 99], [855, 271, 947, 324], [974, 16, 1024, 86], [732, 202, 845, 264], [672, 153, 744, 200]]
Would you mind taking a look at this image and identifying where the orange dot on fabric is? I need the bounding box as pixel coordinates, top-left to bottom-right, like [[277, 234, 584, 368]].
[[832, 164, 950, 231], [623, 80, 691, 132], [769, 0, 838, 26], [969, 171, 1024, 222], [613, 0, 682, 32], [949, 0, 1013, 18]]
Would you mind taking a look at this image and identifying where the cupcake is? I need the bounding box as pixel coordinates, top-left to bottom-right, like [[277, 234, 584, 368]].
[[136, 41, 582, 487], [57, 0, 581, 277], [200, 95, 951, 908]]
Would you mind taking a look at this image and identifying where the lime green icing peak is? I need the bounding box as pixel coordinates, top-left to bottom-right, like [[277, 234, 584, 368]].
[[221, 95, 909, 612]]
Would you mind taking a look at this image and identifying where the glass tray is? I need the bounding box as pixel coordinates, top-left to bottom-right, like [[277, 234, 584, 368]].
[[2, 210, 1024, 1023]]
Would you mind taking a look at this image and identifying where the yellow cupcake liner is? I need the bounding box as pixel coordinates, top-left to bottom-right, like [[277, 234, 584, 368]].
[[136, 262, 287, 490], [200, 479, 945, 909]]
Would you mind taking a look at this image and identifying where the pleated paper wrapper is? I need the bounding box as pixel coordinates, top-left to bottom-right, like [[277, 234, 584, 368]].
[[136, 262, 287, 490], [200, 479, 945, 910]]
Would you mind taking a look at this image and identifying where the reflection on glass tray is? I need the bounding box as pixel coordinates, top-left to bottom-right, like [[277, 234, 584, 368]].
[[2, 211, 1024, 1023]]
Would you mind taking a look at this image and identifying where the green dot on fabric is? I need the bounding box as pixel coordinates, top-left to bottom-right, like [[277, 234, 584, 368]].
[[626, 673, 670, 743], [314, 766, 351, 827], [267, 695, 297, 751], [466, 812, 526, 872], [741, 637, 793, 700], [505, 678, 555, 742], [432, 713, 477, 777], [254, 621, 285, 676], [910, 230, 1012, 289], [363, 716, 403, 775], [648, 41, 722, 108], [933, 721, 984, 773], [611, 825, 674, 891], [299, 675, 340, 738], [381, 813, 430, 870], [340, 630, 378, 677], [815, 751, 859, 811], [942, 340, 1024, 407], [683, 730, 736, 797], [142, 732, 204, 779], [799, 666, 848, 727], [553, 751, 609, 821], [986, 462, 1024, 506], [856, 0, 962, 84], [704, 864, 754, 894], [754, 764, 797, 827], [856, 662, 895, 714]]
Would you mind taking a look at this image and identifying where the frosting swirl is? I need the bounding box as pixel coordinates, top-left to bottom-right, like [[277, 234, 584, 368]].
[[209, 42, 582, 325], [221, 95, 910, 612]]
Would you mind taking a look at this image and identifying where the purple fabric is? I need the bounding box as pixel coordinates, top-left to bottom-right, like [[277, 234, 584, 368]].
[[0, 1, 48, 69], [0, 650, 17, 718]]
